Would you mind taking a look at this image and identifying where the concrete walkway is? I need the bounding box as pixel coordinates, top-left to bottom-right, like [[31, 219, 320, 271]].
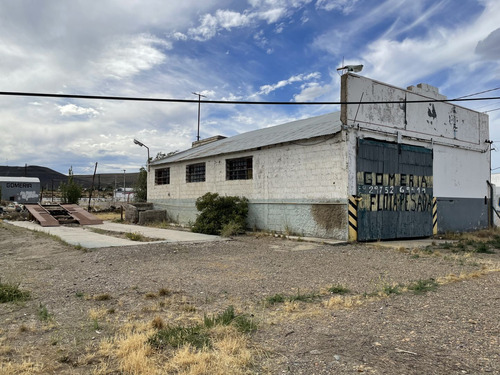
[[5, 221, 222, 249]]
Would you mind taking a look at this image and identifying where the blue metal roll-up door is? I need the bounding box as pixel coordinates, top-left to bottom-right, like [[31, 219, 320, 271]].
[[356, 139, 433, 241]]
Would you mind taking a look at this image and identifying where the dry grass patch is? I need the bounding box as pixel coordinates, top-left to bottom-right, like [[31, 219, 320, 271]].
[[437, 267, 500, 285], [89, 308, 257, 375], [0, 360, 45, 375], [94, 211, 122, 221], [89, 307, 109, 330], [163, 327, 254, 375], [93, 293, 111, 301], [323, 295, 364, 309]]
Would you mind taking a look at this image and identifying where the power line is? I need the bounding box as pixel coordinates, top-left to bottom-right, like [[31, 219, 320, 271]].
[[454, 86, 500, 99], [1, 90, 500, 105], [485, 107, 500, 113]]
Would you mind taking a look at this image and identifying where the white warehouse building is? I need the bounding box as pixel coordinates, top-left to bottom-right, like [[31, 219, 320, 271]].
[[148, 73, 490, 241]]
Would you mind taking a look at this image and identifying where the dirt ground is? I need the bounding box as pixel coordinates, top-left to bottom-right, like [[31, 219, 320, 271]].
[[1, 221, 499, 374]]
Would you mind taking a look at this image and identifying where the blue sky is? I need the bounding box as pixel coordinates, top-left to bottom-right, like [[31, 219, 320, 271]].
[[1, 0, 499, 174]]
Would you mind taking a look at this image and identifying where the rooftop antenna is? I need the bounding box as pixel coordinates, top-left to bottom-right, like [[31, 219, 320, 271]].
[[192, 92, 206, 141]]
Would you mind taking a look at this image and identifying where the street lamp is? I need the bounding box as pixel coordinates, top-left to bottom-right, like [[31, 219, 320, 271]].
[[134, 139, 150, 171]]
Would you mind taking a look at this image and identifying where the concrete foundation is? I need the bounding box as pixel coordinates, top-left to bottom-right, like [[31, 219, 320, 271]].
[[138, 209, 167, 225]]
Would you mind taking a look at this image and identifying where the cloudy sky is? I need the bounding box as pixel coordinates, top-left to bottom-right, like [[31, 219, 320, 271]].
[[1, 0, 500, 174]]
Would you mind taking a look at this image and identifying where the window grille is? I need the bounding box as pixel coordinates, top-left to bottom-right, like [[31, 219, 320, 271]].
[[186, 163, 206, 182], [226, 157, 253, 180], [155, 168, 170, 185]]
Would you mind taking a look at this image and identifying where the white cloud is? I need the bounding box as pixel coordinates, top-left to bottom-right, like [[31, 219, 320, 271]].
[[362, 0, 500, 87], [172, 32, 188, 41], [293, 82, 331, 101], [58, 104, 99, 117], [180, 0, 315, 42], [257, 8, 287, 23], [95, 34, 170, 79], [257, 72, 321, 95], [188, 10, 252, 41], [475, 27, 500, 60], [315, 0, 359, 14]]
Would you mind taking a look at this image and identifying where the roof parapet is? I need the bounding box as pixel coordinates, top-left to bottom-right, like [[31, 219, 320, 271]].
[[407, 83, 447, 100]]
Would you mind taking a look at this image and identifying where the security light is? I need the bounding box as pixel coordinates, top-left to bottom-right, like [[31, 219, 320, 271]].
[[336, 64, 364, 73]]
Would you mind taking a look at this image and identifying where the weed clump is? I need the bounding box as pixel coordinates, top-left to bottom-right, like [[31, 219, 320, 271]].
[[148, 306, 256, 350], [94, 293, 111, 301], [192, 193, 248, 235], [328, 284, 350, 295], [265, 290, 319, 306], [408, 279, 438, 294], [125, 232, 145, 241], [38, 303, 52, 321], [475, 242, 495, 254], [0, 280, 30, 303]]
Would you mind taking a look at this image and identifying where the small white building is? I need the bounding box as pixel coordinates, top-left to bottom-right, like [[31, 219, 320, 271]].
[[148, 73, 490, 241], [0, 177, 40, 203], [114, 188, 135, 202]]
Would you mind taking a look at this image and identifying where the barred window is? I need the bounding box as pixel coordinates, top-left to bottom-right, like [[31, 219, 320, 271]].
[[155, 168, 170, 185], [186, 163, 206, 183], [226, 156, 253, 180]]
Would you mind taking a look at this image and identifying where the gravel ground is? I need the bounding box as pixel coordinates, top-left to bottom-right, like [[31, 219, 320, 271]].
[[0, 221, 499, 374]]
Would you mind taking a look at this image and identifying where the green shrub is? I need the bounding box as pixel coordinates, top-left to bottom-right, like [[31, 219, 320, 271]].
[[60, 167, 82, 204], [192, 193, 248, 235], [221, 221, 245, 237], [0, 280, 30, 303], [134, 167, 147, 202]]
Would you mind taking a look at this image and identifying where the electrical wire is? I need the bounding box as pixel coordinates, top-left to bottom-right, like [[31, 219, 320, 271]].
[[1, 90, 500, 105], [454, 86, 500, 99], [485, 107, 500, 113]]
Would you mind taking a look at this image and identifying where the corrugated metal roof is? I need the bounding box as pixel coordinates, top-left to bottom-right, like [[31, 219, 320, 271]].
[[0, 177, 40, 183], [151, 111, 342, 165]]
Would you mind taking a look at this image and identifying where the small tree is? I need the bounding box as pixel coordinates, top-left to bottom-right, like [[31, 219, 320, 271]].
[[134, 167, 147, 202], [192, 192, 248, 235], [60, 167, 82, 204]]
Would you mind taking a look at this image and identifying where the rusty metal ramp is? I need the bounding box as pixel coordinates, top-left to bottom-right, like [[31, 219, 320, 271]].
[[26, 204, 103, 226], [25, 204, 60, 227], [61, 204, 103, 225]]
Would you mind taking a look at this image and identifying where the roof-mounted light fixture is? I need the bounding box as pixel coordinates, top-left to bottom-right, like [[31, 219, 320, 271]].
[[337, 64, 364, 74]]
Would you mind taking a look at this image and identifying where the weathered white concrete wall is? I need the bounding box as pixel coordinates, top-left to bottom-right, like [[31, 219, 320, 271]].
[[341, 74, 489, 151], [342, 73, 490, 233], [148, 133, 350, 238]]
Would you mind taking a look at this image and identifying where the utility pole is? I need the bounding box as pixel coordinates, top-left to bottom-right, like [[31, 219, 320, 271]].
[[192, 92, 206, 141], [123, 169, 126, 202]]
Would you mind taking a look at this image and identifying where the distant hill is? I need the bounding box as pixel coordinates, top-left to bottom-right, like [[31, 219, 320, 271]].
[[0, 166, 139, 190], [73, 173, 140, 190]]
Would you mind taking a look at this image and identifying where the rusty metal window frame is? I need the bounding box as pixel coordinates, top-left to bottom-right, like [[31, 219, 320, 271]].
[[155, 167, 170, 185], [186, 162, 206, 183], [226, 156, 253, 180]]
